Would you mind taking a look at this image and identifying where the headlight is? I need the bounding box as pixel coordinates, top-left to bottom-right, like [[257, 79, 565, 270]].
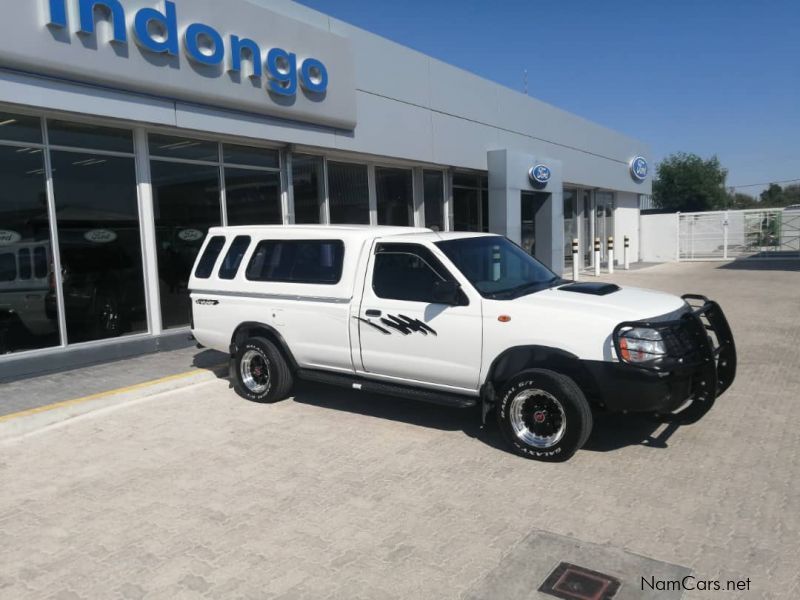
[[618, 327, 666, 363]]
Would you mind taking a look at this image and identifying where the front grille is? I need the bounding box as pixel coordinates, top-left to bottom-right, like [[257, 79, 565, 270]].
[[661, 316, 704, 362]]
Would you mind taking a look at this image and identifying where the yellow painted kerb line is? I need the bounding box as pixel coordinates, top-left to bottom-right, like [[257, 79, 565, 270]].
[[0, 365, 225, 424]]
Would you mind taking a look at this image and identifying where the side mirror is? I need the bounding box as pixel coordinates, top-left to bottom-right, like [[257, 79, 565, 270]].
[[432, 280, 463, 306]]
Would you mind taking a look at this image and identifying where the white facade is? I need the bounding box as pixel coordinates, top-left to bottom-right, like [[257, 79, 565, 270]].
[[0, 0, 651, 377]]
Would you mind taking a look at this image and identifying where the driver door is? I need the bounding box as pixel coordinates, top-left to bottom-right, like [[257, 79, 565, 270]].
[[356, 242, 482, 392]]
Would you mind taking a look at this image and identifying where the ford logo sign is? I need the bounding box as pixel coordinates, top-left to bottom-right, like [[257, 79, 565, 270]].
[[178, 229, 205, 242], [529, 165, 551, 185], [0, 230, 22, 245], [630, 156, 648, 182], [84, 229, 117, 244]]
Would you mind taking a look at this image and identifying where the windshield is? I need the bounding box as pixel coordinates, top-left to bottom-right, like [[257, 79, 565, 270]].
[[436, 236, 561, 299]]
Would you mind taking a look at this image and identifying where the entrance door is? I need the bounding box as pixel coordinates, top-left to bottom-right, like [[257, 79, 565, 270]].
[[520, 191, 549, 257], [357, 242, 482, 391]]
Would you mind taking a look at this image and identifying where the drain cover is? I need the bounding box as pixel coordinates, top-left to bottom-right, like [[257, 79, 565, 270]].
[[539, 562, 621, 600]]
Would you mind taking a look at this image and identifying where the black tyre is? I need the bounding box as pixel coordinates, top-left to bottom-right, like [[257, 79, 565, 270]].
[[232, 336, 294, 403], [496, 369, 593, 461]]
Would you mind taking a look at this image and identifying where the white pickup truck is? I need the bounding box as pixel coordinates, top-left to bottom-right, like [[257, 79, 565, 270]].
[[189, 226, 736, 461]]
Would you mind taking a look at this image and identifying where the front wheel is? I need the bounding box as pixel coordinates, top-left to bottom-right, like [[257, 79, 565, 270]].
[[232, 337, 294, 403], [496, 369, 593, 461]]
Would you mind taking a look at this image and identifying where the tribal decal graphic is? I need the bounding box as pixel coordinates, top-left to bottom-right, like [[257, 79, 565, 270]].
[[357, 314, 438, 337]]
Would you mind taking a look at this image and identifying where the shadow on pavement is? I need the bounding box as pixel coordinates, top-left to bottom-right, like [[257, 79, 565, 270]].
[[290, 380, 512, 454], [718, 257, 800, 271], [291, 380, 695, 457], [192, 349, 230, 378], [583, 413, 683, 453], [208, 352, 700, 457]]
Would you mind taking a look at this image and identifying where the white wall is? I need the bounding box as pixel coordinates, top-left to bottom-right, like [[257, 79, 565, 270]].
[[640, 213, 679, 262], [614, 193, 640, 263]]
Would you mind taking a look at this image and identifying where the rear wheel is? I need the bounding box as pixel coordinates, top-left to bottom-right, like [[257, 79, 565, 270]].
[[496, 369, 592, 461], [232, 337, 294, 403]]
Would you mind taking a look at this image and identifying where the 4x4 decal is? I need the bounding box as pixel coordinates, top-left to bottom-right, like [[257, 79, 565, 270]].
[[357, 314, 437, 337]]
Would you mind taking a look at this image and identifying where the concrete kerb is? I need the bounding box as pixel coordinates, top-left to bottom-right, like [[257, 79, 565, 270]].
[[0, 368, 224, 444]]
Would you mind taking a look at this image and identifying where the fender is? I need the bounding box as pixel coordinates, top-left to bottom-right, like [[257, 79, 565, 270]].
[[480, 345, 602, 422], [230, 321, 298, 371]]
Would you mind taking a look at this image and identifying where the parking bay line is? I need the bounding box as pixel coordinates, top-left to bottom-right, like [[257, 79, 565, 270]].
[[0, 364, 227, 424]]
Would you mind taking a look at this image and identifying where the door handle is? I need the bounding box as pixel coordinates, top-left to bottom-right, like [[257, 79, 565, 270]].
[[365, 309, 382, 317]]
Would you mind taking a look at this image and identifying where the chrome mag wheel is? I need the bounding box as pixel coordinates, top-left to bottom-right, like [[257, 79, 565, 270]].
[[240, 349, 271, 394], [509, 388, 567, 449]]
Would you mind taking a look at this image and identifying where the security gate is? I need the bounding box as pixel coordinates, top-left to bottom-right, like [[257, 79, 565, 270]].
[[678, 208, 800, 261]]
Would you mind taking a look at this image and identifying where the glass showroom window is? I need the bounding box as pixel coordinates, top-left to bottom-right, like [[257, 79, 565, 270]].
[[0, 112, 60, 355], [148, 135, 283, 328], [375, 167, 413, 226], [48, 121, 147, 344], [452, 172, 488, 232], [327, 161, 369, 225], [222, 143, 282, 226], [149, 134, 221, 329], [292, 154, 325, 224], [423, 170, 445, 231]]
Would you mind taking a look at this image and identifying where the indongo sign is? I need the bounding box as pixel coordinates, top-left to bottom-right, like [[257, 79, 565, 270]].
[[0, 0, 357, 128]]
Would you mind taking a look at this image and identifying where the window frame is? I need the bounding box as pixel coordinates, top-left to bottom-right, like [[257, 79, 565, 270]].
[[194, 236, 227, 279], [245, 239, 346, 285], [218, 235, 252, 280], [371, 242, 466, 305]]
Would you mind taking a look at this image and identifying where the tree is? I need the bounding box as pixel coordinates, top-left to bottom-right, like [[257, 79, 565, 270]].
[[653, 153, 729, 212], [760, 183, 784, 207], [757, 183, 800, 208], [783, 184, 800, 207]]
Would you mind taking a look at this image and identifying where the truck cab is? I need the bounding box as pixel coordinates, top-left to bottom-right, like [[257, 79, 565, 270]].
[[189, 226, 736, 461]]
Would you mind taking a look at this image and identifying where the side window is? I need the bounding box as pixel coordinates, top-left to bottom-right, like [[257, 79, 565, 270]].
[[34, 246, 48, 279], [372, 243, 453, 303], [0, 253, 16, 282], [194, 236, 225, 279], [218, 236, 251, 280], [246, 239, 345, 284], [18, 248, 32, 280]]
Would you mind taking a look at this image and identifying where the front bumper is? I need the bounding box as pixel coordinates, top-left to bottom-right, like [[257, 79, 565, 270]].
[[595, 295, 737, 413]]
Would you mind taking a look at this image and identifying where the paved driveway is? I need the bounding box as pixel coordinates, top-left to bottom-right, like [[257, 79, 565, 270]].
[[1, 260, 798, 599]]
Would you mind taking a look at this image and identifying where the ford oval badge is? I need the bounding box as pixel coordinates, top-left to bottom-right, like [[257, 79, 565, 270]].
[[0, 230, 22, 245], [529, 164, 551, 185], [84, 229, 118, 244], [630, 156, 648, 182], [178, 229, 205, 242]]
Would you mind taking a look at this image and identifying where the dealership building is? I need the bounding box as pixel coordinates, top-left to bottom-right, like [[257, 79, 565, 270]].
[[0, 0, 651, 377]]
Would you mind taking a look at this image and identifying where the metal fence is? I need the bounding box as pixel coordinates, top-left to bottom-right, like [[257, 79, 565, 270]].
[[678, 208, 800, 261]]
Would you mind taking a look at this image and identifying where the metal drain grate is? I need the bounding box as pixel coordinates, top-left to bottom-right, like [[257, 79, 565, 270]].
[[539, 562, 621, 600]]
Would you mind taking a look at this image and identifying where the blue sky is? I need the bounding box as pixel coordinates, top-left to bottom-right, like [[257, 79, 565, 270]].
[[297, 0, 799, 196]]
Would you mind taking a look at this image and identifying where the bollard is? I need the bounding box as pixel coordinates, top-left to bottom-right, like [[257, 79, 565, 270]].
[[624, 235, 630, 270], [571, 238, 579, 281], [607, 236, 614, 274], [492, 247, 502, 281], [593, 237, 601, 277]]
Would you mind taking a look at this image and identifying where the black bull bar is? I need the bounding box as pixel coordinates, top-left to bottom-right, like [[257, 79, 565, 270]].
[[612, 294, 737, 402]]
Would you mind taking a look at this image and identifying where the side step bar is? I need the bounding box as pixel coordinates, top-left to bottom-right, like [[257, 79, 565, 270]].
[[296, 368, 477, 409]]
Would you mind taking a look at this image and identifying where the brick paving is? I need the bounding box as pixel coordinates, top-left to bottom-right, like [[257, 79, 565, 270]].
[[0, 347, 227, 418], [0, 259, 798, 599]]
